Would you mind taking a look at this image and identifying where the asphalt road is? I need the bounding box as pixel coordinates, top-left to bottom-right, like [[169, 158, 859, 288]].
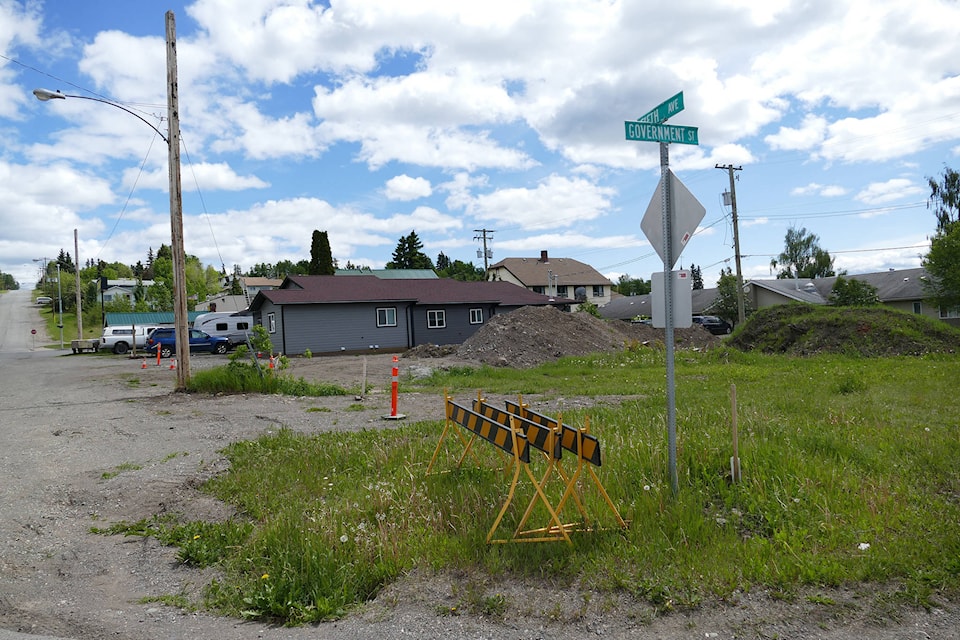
[[0, 289, 74, 639]]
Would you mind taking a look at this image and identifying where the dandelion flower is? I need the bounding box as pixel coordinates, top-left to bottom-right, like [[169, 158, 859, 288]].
[[193, 534, 201, 540], [261, 573, 269, 580], [643, 485, 651, 491]]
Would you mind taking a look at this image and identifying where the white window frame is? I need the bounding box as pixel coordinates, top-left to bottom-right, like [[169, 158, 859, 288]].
[[469, 308, 483, 324], [592, 285, 604, 298], [377, 307, 397, 327], [267, 312, 276, 333], [427, 309, 446, 329]]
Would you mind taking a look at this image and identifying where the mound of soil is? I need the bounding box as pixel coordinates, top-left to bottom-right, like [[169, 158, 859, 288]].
[[728, 304, 960, 356], [406, 305, 718, 368]]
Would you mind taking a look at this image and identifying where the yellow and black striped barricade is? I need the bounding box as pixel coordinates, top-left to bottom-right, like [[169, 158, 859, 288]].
[[504, 399, 627, 533], [473, 397, 589, 542], [435, 396, 571, 545], [427, 391, 502, 475]]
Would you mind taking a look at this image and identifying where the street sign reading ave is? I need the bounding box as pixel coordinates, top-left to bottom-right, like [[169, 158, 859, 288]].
[[624, 121, 699, 145], [638, 91, 683, 124]]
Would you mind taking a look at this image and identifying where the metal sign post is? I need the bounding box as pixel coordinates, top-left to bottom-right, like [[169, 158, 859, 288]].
[[626, 92, 702, 496], [660, 141, 678, 495]]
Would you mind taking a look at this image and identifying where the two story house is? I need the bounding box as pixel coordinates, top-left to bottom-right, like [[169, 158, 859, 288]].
[[486, 251, 612, 308]]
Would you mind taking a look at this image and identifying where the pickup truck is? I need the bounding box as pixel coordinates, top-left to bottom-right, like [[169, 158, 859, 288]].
[[98, 325, 160, 354], [146, 328, 230, 357]]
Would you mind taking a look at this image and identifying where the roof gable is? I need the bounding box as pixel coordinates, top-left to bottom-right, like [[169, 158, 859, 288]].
[[488, 255, 611, 287]]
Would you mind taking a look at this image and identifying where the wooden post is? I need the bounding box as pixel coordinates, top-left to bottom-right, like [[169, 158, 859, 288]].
[[730, 383, 741, 482]]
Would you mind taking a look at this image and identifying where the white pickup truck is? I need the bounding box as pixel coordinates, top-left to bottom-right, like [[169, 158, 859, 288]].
[[98, 325, 161, 354]]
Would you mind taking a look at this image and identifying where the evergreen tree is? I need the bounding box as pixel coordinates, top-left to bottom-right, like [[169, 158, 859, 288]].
[[435, 252, 451, 271], [309, 230, 336, 275], [387, 231, 434, 270], [230, 265, 244, 295], [713, 267, 753, 324], [689, 264, 704, 290]]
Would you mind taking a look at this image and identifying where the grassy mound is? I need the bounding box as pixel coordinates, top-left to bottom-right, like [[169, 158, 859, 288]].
[[727, 303, 960, 356]]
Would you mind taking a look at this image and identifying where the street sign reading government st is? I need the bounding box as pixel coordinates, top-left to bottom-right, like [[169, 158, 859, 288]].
[[624, 121, 699, 145]]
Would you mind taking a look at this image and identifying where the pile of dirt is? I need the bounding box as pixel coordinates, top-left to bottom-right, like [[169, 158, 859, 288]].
[[728, 304, 960, 356], [407, 305, 718, 368]]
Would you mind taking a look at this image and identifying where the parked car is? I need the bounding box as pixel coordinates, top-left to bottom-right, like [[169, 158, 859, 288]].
[[35, 296, 52, 305], [146, 328, 229, 357], [692, 315, 733, 335], [98, 325, 160, 354]]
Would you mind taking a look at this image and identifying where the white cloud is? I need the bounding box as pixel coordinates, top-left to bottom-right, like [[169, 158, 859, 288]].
[[127, 162, 269, 192], [855, 179, 926, 206], [466, 174, 615, 229], [791, 182, 847, 197], [384, 175, 432, 201]]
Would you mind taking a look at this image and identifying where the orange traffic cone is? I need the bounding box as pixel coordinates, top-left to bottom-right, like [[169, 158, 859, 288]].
[[141, 358, 147, 369], [268, 355, 275, 370], [169, 358, 177, 370]]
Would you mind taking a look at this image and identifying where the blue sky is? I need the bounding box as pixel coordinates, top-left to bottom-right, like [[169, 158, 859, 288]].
[[2, 0, 958, 290]]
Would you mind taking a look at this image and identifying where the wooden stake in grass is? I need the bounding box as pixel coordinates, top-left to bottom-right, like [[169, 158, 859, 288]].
[[730, 383, 741, 483]]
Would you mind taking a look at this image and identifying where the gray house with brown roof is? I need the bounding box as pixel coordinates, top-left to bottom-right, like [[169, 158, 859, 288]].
[[486, 251, 612, 308], [248, 275, 572, 355]]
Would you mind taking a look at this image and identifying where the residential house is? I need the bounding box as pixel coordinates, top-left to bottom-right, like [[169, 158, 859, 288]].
[[248, 275, 572, 356], [98, 278, 154, 305], [599, 267, 955, 327], [486, 251, 613, 308], [197, 276, 283, 312]]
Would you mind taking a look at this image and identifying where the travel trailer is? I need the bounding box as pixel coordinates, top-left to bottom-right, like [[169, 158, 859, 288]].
[[192, 312, 253, 348]]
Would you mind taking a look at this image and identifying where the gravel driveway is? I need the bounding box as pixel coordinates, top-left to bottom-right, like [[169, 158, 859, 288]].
[[1, 289, 957, 640]]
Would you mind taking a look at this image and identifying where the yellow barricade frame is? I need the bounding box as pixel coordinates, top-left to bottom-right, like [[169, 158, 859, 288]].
[[504, 397, 627, 534]]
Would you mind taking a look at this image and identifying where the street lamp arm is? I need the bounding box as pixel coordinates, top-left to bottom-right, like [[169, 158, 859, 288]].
[[32, 88, 168, 144]]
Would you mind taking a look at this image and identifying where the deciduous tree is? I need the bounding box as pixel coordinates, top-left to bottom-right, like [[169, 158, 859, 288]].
[[770, 226, 835, 279]]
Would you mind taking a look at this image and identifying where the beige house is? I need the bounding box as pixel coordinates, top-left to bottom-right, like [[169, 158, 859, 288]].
[[197, 276, 283, 312], [486, 251, 612, 308]]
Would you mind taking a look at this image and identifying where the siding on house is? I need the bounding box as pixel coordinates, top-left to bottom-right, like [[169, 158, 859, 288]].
[[249, 275, 570, 355]]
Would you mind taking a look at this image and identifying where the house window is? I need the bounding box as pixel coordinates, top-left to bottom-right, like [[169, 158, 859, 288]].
[[267, 312, 276, 333], [592, 285, 604, 297], [557, 285, 568, 298], [427, 309, 446, 329], [377, 307, 397, 327], [940, 306, 960, 319], [532, 286, 545, 294], [470, 308, 483, 324], [913, 302, 922, 314]]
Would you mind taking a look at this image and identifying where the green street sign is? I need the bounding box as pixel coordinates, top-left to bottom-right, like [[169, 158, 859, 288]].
[[638, 92, 684, 124], [624, 121, 699, 145]]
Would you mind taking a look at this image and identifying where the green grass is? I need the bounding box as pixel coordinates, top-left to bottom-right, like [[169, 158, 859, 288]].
[[97, 347, 960, 625], [187, 362, 348, 397]]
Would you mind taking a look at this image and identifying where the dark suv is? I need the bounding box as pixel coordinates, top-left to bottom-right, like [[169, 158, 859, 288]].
[[146, 328, 230, 357], [692, 315, 733, 335]]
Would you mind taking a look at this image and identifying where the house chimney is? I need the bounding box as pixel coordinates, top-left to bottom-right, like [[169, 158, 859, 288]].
[[539, 250, 549, 263]]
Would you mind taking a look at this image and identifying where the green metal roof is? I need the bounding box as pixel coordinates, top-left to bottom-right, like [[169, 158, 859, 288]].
[[104, 312, 204, 327], [334, 268, 438, 279]]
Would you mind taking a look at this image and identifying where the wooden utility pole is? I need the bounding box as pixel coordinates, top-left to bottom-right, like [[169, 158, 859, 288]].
[[166, 10, 190, 389], [716, 164, 745, 325], [473, 228, 495, 272], [74, 229, 82, 340]]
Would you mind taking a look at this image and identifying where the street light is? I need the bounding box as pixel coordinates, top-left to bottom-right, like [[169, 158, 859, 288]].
[[32, 11, 190, 389]]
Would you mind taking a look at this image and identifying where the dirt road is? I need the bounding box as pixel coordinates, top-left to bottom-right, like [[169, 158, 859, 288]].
[[0, 289, 956, 639]]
